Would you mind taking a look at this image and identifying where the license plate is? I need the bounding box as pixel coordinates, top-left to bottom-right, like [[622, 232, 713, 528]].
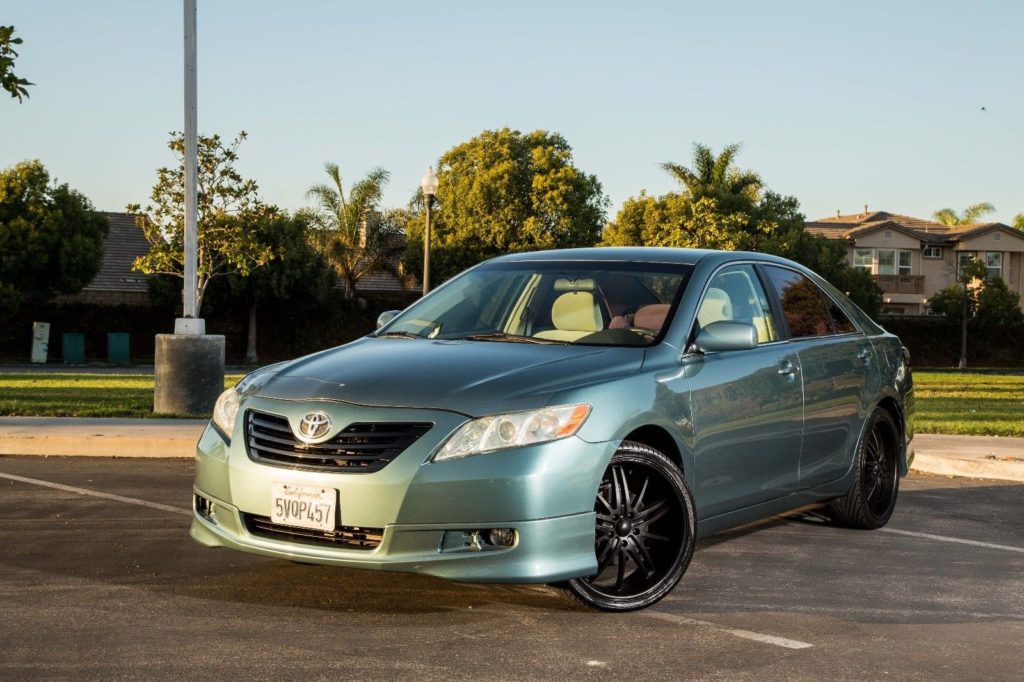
[[270, 483, 336, 531]]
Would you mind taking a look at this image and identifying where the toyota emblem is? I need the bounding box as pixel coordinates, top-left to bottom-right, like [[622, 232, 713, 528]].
[[296, 411, 332, 442]]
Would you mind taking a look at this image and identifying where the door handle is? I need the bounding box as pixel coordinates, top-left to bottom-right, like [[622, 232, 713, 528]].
[[778, 360, 799, 377]]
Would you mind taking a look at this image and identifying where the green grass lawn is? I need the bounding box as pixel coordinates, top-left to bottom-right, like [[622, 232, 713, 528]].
[[0, 370, 1021, 436], [0, 373, 243, 418], [913, 371, 1024, 437]]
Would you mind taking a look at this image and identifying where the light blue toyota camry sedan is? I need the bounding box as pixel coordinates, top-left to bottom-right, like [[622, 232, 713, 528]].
[[191, 247, 914, 611]]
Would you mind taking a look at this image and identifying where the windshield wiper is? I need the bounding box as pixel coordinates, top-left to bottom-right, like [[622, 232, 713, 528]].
[[460, 332, 566, 345], [377, 331, 423, 339]]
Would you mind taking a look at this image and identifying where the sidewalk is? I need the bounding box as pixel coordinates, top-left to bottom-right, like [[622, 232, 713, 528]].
[[0, 417, 1022, 482]]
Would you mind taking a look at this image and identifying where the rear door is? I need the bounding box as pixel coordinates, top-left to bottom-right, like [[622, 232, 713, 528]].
[[760, 265, 872, 489], [687, 264, 803, 518]]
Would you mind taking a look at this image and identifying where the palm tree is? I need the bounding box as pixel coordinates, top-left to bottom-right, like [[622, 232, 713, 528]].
[[301, 163, 405, 299], [660, 143, 762, 210], [932, 202, 996, 226]]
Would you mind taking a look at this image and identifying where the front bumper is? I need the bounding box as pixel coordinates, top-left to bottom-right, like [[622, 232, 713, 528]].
[[190, 396, 614, 583]]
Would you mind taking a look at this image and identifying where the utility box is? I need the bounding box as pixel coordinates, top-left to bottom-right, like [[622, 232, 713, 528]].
[[107, 332, 130, 365], [62, 333, 86, 365], [31, 322, 50, 363]]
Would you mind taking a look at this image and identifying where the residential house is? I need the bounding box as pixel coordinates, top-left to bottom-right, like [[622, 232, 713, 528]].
[[805, 210, 1024, 315], [61, 211, 412, 306], [57, 212, 152, 305]]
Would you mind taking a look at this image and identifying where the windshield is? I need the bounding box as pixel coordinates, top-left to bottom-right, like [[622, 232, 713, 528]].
[[377, 260, 693, 347]]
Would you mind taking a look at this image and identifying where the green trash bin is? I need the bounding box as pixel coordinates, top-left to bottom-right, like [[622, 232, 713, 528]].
[[107, 332, 130, 365], [62, 333, 85, 365]]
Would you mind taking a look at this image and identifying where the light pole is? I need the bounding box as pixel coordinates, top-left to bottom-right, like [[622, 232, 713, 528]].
[[420, 167, 439, 296], [182, 0, 198, 328], [153, 0, 225, 416]]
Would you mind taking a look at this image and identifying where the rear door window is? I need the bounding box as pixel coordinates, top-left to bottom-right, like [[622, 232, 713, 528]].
[[762, 266, 834, 338]]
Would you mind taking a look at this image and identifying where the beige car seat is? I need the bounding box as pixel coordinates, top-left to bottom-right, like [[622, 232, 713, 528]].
[[534, 291, 603, 341], [696, 287, 733, 327]]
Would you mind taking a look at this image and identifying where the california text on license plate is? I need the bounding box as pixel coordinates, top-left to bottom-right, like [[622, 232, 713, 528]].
[[270, 483, 336, 531]]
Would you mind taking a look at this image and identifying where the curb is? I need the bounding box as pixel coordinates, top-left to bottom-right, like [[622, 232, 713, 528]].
[[910, 453, 1024, 483], [0, 418, 205, 458]]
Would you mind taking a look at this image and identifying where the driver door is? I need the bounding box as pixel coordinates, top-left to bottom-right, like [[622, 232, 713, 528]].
[[686, 264, 803, 518]]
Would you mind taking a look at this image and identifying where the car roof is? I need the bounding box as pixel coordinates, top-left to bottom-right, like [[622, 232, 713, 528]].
[[492, 246, 796, 268]]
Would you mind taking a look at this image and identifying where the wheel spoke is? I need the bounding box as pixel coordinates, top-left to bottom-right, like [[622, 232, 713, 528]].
[[617, 466, 633, 513], [614, 546, 627, 590], [641, 531, 671, 543], [631, 538, 656, 576], [634, 499, 668, 523], [597, 488, 615, 515], [866, 477, 879, 501], [596, 538, 617, 572], [634, 475, 650, 511]]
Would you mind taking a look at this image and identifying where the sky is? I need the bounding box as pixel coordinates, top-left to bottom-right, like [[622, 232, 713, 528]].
[[3, 1, 1023, 225]]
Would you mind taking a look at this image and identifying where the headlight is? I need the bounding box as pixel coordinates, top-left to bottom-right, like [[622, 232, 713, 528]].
[[433, 404, 591, 462], [211, 363, 287, 439]]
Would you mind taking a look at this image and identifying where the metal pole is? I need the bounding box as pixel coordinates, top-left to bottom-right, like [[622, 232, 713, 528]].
[[182, 0, 198, 322], [958, 281, 968, 369], [422, 196, 432, 296]]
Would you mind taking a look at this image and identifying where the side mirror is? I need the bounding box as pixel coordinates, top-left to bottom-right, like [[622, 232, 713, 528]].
[[694, 320, 758, 353], [376, 310, 401, 329]]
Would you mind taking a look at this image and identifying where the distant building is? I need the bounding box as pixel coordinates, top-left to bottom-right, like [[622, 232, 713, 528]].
[[57, 212, 152, 306], [59, 212, 412, 306], [805, 210, 1024, 315]]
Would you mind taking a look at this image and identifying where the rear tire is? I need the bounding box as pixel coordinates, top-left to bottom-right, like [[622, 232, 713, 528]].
[[556, 441, 696, 612], [828, 408, 900, 529]]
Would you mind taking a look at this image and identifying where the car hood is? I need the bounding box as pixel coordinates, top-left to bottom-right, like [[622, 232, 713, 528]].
[[255, 337, 645, 416]]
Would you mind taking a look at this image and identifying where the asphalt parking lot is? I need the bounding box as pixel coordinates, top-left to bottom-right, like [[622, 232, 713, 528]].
[[1, 457, 1022, 680]]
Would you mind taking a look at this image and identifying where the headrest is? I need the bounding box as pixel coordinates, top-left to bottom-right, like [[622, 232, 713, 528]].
[[634, 303, 671, 331], [551, 291, 601, 332]]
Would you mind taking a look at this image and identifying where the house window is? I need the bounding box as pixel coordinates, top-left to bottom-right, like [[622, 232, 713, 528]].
[[877, 250, 896, 275], [853, 249, 873, 270], [986, 252, 1003, 280], [898, 251, 912, 276], [957, 252, 977, 277], [923, 246, 943, 259]]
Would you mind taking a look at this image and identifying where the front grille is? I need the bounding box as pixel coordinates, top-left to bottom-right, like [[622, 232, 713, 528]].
[[245, 410, 432, 473], [243, 514, 383, 550]]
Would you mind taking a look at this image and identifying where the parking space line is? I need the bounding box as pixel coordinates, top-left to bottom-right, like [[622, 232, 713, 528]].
[[880, 527, 1024, 554], [641, 611, 814, 649], [0, 471, 192, 517]]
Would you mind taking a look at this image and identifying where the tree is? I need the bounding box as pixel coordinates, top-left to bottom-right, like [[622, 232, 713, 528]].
[[129, 131, 272, 316], [1013, 213, 1023, 231], [660, 143, 762, 213], [929, 262, 1022, 326], [932, 203, 995, 226], [227, 210, 335, 363], [0, 160, 108, 314], [402, 128, 608, 285], [602, 145, 882, 315], [1, 26, 32, 102], [299, 163, 406, 300]]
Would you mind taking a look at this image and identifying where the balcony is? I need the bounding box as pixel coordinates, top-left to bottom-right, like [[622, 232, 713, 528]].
[[872, 274, 924, 294]]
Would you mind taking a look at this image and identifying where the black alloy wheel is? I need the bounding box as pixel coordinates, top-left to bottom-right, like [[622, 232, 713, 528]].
[[558, 441, 696, 611], [828, 408, 901, 529]]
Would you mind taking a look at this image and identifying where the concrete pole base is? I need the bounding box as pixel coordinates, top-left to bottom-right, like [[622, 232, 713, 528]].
[[154, 333, 225, 415]]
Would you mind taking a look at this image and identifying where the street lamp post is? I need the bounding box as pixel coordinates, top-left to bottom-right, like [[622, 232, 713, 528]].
[[153, 0, 225, 416], [420, 167, 439, 296]]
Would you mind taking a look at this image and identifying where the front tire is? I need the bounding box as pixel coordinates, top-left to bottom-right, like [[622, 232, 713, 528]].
[[557, 441, 696, 611], [828, 408, 900, 529]]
